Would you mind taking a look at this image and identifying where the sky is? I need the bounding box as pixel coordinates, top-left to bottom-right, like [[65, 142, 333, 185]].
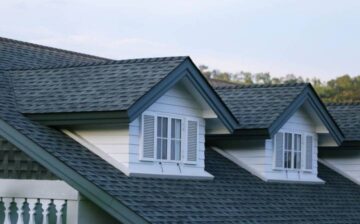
[[1, 0, 360, 81]]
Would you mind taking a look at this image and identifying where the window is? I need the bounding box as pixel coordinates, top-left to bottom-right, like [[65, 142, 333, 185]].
[[274, 132, 311, 171], [170, 118, 182, 161], [142, 113, 198, 163], [156, 117, 168, 160], [283, 132, 302, 170], [156, 116, 182, 161]]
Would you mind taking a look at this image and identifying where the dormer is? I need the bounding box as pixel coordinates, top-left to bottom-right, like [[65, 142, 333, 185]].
[[18, 57, 238, 179], [209, 83, 344, 183]]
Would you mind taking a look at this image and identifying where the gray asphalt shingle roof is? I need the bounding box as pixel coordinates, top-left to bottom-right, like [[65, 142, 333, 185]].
[[9, 57, 187, 113], [1, 37, 360, 223], [1, 74, 360, 223], [0, 36, 110, 70], [327, 103, 360, 141], [214, 83, 308, 129]]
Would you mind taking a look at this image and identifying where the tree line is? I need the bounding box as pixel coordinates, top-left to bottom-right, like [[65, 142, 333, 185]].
[[199, 65, 360, 103]]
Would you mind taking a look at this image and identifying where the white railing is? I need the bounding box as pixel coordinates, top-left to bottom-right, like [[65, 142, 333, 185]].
[[0, 180, 79, 224], [0, 197, 66, 224]]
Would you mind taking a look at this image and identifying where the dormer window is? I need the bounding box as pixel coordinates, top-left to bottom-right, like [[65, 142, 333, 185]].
[[274, 131, 314, 172], [284, 133, 302, 170], [156, 116, 182, 161], [141, 113, 199, 164]]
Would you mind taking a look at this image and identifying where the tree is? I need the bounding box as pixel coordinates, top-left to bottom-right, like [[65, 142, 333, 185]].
[[198, 64, 360, 103]]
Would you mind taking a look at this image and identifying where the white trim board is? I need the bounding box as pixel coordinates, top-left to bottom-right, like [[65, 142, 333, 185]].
[[62, 129, 130, 176], [210, 146, 268, 182], [319, 158, 360, 185]]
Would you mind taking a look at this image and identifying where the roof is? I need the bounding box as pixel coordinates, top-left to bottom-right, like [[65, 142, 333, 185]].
[[208, 78, 238, 88], [9, 57, 187, 113], [0, 36, 110, 70], [214, 83, 344, 143], [214, 83, 308, 129], [0, 75, 359, 223], [327, 103, 360, 142], [0, 36, 358, 223]]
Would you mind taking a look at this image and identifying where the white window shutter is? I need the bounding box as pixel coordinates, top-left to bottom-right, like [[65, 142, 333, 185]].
[[274, 132, 284, 169], [142, 114, 155, 160], [186, 120, 198, 163], [305, 135, 313, 170]]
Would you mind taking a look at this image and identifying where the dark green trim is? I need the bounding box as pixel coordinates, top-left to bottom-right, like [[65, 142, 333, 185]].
[[342, 140, 360, 147], [268, 85, 344, 145], [127, 57, 239, 132], [206, 129, 270, 141], [0, 118, 149, 224], [26, 111, 129, 126]]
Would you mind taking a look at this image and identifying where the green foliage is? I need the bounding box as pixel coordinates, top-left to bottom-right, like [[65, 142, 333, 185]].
[[199, 65, 360, 103], [314, 75, 360, 103]]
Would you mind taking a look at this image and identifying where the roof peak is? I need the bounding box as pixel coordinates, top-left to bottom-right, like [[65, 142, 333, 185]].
[[214, 82, 309, 89]]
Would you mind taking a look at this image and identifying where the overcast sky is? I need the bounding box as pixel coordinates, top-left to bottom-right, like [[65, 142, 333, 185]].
[[1, 0, 359, 81]]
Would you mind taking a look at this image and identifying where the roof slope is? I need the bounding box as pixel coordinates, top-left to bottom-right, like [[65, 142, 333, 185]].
[[214, 83, 307, 129], [1, 73, 360, 223], [9, 57, 187, 113], [327, 103, 360, 141], [0, 37, 110, 70]]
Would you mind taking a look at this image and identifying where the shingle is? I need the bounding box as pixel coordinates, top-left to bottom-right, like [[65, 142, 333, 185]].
[[327, 103, 360, 141], [2, 72, 360, 223], [214, 84, 307, 129], [9, 57, 187, 113], [0, 37, 110, 70]]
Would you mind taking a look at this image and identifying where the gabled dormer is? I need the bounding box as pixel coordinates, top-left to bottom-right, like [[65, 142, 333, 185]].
[[210, 83, 344, 183], [16, 57, 238, 179]]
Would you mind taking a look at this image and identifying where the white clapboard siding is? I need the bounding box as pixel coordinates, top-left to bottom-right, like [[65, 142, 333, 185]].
[[65, 83, 212, 179], [320, 150, 360, 185], [212, 107, 323, 183]]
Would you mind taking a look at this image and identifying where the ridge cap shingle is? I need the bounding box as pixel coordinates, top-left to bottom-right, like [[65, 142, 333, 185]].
[[215, 82, 309, 90], [327, 102, 360, 106], [0, 36, 111, 61], [5, 56, 189, 73]]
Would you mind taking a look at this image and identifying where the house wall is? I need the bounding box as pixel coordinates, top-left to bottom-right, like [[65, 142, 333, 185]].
[[213, 108, 323, 183], [69, 83, 212, 178]]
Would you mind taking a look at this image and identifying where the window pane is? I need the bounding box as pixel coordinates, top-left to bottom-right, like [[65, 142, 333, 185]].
[[294, 152, 301, 169], [175, 141, 181, 160], [157, 118, 162, 137], [156, 138, 162, 159], [171, 119, 175, 138], [175, 119, 181, 138], [162, 118, 168, 137], [162, 139, 167, 159], [294, 134, 301, 151], [284, 151, 292, 169], [285, 133, 292, 149]]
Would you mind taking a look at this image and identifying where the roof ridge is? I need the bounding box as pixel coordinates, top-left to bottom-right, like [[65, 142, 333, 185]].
[[327, 102, 360, 106], [214, 82, 309, 89], [0, 36, 112, 61], [5, 56, 189, 72]]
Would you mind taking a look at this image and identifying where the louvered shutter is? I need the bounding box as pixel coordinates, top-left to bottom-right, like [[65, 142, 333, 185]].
[[142, 114, 155, 160], [274, 132, 284, 169], [305, 135, 313, 171], [186, 120, 198, 163]]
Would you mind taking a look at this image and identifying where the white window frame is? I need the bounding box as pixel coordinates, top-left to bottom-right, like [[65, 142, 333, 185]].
[[140, 112, 200, 164], [273, 130, 315, 172], [282, 132, 302, 170]]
